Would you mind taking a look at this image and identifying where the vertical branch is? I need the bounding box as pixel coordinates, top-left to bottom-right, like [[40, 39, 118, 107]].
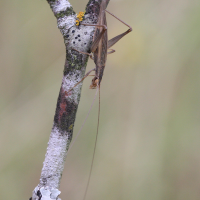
[[31, 0, 110, 200]]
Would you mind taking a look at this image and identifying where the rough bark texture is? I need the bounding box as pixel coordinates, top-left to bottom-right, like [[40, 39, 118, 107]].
[[31, 0, 110, 200]]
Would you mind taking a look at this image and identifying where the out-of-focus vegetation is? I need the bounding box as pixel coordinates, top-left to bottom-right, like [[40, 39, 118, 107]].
[[1, 0, 200, 199]]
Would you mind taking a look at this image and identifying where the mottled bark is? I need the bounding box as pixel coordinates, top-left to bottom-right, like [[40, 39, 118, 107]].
[[31, 0, 110, 200]]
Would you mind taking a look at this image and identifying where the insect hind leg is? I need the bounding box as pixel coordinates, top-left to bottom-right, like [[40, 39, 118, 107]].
[[105, 10, 132, 49], [105, 10, 132, 31]]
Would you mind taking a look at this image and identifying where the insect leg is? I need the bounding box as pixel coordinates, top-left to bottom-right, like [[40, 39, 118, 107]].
[[72, 48, 94, 60], [105, 10, 132, 49], [66, 68, 95, 94], [107, 48, 115, 55], [105, 10, 132, 30], [81, 23, 107, 53]]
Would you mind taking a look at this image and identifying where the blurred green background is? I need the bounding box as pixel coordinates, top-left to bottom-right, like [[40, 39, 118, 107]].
[[1, 0, 200, 199]]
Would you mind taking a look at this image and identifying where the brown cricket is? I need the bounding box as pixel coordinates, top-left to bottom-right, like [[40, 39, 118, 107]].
[[70, 0, 132, 199], [70, 0, 132, 91]]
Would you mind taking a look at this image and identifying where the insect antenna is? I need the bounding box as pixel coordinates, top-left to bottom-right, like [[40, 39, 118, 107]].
[[68, 88, 99, 153], [83, 85, 101, 200]]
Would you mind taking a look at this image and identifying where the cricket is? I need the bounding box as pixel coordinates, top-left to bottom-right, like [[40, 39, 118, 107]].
[[68, 0, 132, 199]]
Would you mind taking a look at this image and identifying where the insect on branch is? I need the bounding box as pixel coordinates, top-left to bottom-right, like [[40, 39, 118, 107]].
[[31, 0, 109, 200], [31, 0, 132, 199]]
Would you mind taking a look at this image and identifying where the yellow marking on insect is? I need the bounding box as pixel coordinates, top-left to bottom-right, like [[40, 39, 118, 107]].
[[76, 11, 85, 26]]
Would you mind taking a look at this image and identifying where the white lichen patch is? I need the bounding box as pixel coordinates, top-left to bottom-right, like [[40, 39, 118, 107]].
[[67, 26, 94, 52], [39, 126, 69, 188], [53, 0, 71, 13], [33, 186, 61, 200], [58, 15, 76, 35], [68, 26, 94, 52], [62, 70, 84, 104]]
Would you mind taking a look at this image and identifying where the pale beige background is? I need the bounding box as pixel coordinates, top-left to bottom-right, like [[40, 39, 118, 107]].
[[0, 0, 200, 199]]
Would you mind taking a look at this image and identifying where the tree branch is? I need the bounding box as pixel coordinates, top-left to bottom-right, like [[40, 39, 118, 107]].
[[31, 0, 110, 200]]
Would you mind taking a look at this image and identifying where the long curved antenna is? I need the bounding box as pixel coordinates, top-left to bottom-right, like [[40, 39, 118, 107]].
[[83, 85, 101, 200], [68, 87, 99, 153]]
